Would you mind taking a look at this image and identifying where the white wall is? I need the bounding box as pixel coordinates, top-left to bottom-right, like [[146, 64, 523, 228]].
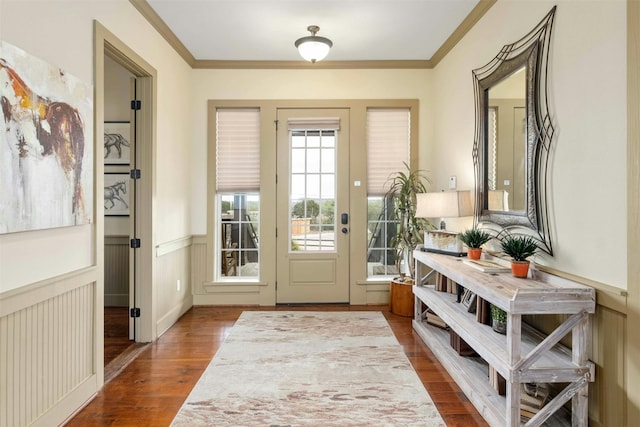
[[431, 0, 627, 288], [189, 68, 433, 233], [0, 0, 194, 291]]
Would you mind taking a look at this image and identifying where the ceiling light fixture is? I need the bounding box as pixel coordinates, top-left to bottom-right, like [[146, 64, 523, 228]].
[[295, 25, 333, 63]]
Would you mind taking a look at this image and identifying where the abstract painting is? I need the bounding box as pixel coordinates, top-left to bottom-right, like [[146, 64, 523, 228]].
[[104, 121, 131, 165], [0, 40, 93, 233]]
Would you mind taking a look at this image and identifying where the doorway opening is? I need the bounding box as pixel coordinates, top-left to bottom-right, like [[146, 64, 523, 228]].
[[95, 22, 157, 384], [103, 54, 135, 368]]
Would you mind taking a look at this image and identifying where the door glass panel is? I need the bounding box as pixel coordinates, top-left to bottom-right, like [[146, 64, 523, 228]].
[[289, 130, 336, 252]]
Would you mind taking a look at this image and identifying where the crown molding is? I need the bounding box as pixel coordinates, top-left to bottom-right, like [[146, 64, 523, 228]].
[[192, 59, 432, 69], [430, 0, 497, 67], [130, 0, 495, 70], [129, 0, 196, 67]]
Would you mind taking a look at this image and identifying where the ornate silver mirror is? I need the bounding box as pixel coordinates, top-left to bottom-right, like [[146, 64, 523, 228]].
[[473, 6, 556, 255]]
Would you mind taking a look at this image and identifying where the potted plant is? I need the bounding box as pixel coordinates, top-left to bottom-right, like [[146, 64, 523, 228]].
[[385, 162, 432, 280], [385, 163, 431, 317], [458, 228, 492, 260], [490, 304, 507, 334], [498, 232, 539, 278]]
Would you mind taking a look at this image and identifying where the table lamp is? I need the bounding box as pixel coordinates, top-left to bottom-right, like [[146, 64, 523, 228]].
[[415, 190, 473, 256]]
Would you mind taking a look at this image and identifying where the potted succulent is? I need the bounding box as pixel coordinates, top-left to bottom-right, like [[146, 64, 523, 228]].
[[498, 232, 539, 278], [490, 304, 507, 334], [458, 228, 492, 260]]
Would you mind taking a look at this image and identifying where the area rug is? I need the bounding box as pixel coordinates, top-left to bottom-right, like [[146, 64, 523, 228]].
[[171, 311, 445, 426]]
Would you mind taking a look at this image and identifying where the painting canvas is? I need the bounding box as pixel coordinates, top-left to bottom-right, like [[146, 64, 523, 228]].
[[104, 122, 131, 164], [0, 40, 93, 233], [104, 173, 130, 216]]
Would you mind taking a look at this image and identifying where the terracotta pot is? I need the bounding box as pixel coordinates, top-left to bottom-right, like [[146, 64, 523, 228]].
[[467, 248, 482, 260], [511, 260, 530, 278], [389, 278, 414, 317]]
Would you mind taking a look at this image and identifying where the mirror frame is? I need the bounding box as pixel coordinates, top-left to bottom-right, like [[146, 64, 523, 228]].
[[472, 6, 556, 255]]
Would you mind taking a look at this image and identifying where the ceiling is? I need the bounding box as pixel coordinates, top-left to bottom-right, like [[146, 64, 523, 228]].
[[143, 0, 485, 65]]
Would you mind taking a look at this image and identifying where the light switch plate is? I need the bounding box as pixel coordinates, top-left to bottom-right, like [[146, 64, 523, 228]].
[[449, 175, 457, 190]]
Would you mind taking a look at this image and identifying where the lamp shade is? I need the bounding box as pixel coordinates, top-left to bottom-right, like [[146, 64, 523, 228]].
[[295, 25, 333, 63], [415, 191, 473, 219]]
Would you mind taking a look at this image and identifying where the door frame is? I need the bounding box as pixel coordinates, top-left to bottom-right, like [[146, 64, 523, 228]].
[[275, 108, 350, 303], [95, 21, 157, 352], [205, 99, 418, 307]]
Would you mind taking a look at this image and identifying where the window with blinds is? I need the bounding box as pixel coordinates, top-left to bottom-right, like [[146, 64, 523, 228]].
[[215, 108, 260, 280], [366, 108, 411, 278], [216, 108, 260, 192], [366, 108, 410, 196]]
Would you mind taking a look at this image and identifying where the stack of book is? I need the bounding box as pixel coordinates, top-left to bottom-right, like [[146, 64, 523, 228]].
[[446, 277, 457, 294], [463, 259, 510, 272], [488, 365, 506, 395], [450, 330, 476, 356], [425, 309, 447, 329], [520, 383, 550, 421], [435, 273, 447, 292], [476, 297, 491, 325], [434, 272, 458, 294]]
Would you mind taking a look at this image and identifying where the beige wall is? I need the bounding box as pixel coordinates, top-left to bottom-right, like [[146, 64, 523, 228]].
[[431, 0, 627, 289], [0, 0, 195, 423], [0, 0, 634, 424], [189, 68, 434, 233], [105, 55, 134, 122], [104, 56, 134, 237], [0, 0, 195, 280], [189, 0, 628, 291], [0, 0, 627, 297]]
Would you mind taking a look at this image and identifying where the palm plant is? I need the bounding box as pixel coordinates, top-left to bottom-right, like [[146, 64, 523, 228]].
[[385, 162, 432, 279]]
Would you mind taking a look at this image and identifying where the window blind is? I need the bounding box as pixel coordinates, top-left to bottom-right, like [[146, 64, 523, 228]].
[[287, 117, 340, 131], [216, 108, 260, 192], [366, 108, 410, 196]]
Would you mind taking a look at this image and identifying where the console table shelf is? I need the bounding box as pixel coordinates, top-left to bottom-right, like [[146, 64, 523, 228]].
[[413, 251, 595, 427]]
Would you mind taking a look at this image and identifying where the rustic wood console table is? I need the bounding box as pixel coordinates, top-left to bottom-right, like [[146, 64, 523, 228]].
[[413, 250, 595, 426]]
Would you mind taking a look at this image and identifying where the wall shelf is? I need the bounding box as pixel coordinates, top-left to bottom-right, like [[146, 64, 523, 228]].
[[413, 251, 595, 426]]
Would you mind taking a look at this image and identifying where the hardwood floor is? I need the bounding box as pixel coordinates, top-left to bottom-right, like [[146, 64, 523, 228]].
[[67, 305, 488, 426], [104, 307, 133, 366]]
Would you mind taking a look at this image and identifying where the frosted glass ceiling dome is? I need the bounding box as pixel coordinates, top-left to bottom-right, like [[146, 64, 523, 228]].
[[294, 25, 333, 63]]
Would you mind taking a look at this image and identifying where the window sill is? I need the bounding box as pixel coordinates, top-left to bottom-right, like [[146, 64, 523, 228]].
[[203, 280, 268, 294], [357, 278, 394, 286]]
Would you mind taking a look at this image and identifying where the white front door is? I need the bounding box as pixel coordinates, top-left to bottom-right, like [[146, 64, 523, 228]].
[[276, 108, 350, 303]]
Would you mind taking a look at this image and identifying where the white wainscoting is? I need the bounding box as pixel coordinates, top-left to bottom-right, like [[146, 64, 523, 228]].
[[155, 236, 193, 337], [191, 235, 207, 295], [526, 285, 627, 427], [0, 269, 98, 427]]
